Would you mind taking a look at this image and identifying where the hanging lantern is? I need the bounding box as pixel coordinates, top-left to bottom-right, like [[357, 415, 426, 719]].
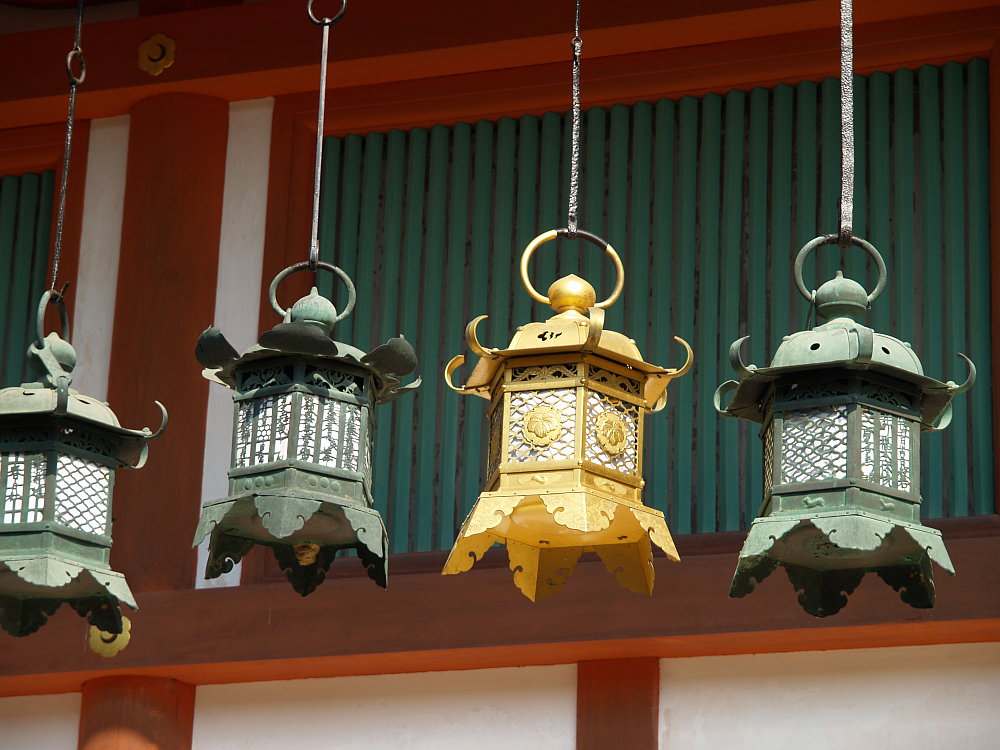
[[443, 230, 692, 601], [0, 292, 167, 638], [193, 262, 419, 594], [715, 236, 974, 616]]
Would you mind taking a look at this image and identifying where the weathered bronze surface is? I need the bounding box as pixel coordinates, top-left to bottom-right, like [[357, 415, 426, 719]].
[[0, 292, 166, 644], [716, 235, 974, 616], [443, 229, 692, 601], [192, 261, 418, 594]]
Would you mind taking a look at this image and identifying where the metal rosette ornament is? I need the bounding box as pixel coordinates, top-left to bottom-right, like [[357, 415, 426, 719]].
[[193, 262, 419, 594], [715, 236, 974, 616], [0, 292, 166, 640], [443, 229, 692, 601]]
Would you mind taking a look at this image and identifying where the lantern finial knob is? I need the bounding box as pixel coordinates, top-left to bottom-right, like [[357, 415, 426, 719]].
[[814, 270, 869, 321], [290, 286, 338, 335], [547, 274, 596, 314]]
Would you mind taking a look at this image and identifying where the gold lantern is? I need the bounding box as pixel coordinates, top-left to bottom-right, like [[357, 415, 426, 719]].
[[443, 229, 692, 600]]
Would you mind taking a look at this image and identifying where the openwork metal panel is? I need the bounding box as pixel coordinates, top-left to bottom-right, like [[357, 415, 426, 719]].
[[507, 389, 576, 463], [316, 60, 992, 552], [860, 407, 914, 493], [0, 170, 54, 389], [779, 406, 849, 484], [1, 452, 45, 525], [296, 394, 363, 472], [234, 394, 293, 468], [584, 391, 639, 475], [54, 456, 109, 535]]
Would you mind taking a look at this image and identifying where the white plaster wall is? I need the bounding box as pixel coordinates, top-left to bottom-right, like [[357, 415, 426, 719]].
[[660, 642, 1000, 749], [192, 665, 577, 750], [72, 115, 130, 401], [0, 692, 80, 750], [195, 97, 274, 589]]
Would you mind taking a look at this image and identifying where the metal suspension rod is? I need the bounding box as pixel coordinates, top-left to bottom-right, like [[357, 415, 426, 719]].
[[566, 0, 582, 235], [838, 0, 854, 244], [306, 0, 347, 272], [51, 0, 86, 293]]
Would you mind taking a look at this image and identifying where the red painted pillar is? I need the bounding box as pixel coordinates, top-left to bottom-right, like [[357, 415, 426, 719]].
[[78, 676, 195, 750], [577, 658, 660, 750], [106, 93, 228, 591]]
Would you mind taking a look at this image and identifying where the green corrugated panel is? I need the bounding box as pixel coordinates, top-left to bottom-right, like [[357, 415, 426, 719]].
[[745, 87, 769, 524], [672, 96, 699, 533], [942, 62, 969, 515], [317, 60, 992, 551], [719, 90, 745, 532], [647, 98, 675, 518], [696, 92, 722, 533], [918, 65, 945, 519], [867, 72, 892, 336], [0, 170, 53, 388], [965, 59, 994, 515]]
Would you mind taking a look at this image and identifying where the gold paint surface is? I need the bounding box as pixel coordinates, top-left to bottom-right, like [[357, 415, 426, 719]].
[[521, 404, 563, 447], [88, 616, 131, 658], [293, 542, 321, 566], [594, 411, 629, 455], [138, 33, 175, 77]]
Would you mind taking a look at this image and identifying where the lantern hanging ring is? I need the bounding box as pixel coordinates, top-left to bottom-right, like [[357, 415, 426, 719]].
[[307, 0, 347, 25], [269, 260, 357, 322], [35, 288, 71, 348], [520, 228, 624, 309], [65, 47, 86, 86], [793, 234, 886, 306]]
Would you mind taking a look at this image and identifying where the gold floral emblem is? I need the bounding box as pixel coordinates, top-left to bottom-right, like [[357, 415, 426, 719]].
[[595, 411, 629, 455], [522, 405, 563, 447]]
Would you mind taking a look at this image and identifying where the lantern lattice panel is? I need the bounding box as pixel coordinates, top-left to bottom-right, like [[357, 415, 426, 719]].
[[296, 395, 362, 471], [860, 407, 914, 492], [508, 388, 576, 463], [584, 391, 639, 474], [54, 457, 109, 535], [510, 364, 577, 383], [587, 366, 642, 397], [1, 452, 45, 525], [487, 403, 502, 478], [234, 394, 293, 468], [780, 405, 848, 484], [762, 422, 774, 497]]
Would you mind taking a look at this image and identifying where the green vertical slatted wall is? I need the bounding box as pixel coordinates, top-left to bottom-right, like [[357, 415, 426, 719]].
[[0, 170, 54, 389], [316, 60, 993, 553]]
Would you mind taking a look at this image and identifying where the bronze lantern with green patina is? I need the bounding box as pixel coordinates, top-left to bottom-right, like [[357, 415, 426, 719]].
[[715, 236, 974, 616], [0, 292, 167, 641], [193, 261, 419, 594]]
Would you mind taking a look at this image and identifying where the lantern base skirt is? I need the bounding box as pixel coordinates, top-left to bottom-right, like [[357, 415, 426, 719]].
[[0, 554, 135, 636], [443, 488, 679, 601], [729, 510, 954, 617], [193, 491, 388, 595]]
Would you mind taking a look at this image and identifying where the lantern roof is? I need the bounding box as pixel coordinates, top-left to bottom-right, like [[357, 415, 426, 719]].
[[196, 268, 420, 404], [454, 303, 691, 410], [0, 324, 168, 468], [716, 237, 975, 428], [447, 229, 692, 410]]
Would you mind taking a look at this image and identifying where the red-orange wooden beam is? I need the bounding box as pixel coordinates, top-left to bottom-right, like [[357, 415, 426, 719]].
[[1, 1, 998, 130]]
